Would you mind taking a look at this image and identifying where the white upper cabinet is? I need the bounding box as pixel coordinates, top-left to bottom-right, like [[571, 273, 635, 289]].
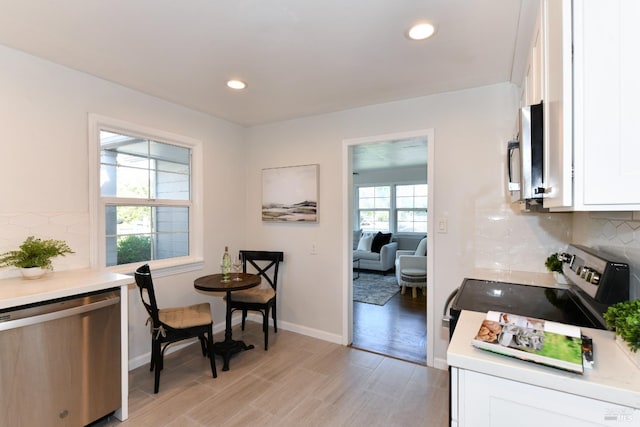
[[525, 9, 543, 106], [542, 0, 640, 211], [542, 0, 573, 209], [573, 1, 640, 208]]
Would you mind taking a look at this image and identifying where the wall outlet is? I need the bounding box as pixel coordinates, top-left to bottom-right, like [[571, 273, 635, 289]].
[[311, 242, 317, 254]]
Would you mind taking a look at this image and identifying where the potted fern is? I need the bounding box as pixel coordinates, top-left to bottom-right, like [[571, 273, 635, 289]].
[[604, 300, 640, 368], [0, 236, 74, 279], [545, 252, 567, 284]]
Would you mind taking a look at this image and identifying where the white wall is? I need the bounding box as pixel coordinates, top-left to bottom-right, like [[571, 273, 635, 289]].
[[0, 45, 247, 366], [245, 82, 573, 365]]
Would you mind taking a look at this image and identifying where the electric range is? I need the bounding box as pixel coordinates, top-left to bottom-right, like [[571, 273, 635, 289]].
[[445, 244, 630, 337]]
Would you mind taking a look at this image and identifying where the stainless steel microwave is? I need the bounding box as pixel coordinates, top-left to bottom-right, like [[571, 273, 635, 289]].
[[508, 102, 544, 203]]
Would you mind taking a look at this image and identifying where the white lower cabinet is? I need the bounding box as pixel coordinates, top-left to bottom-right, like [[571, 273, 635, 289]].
[[451, 368, 640, 427]]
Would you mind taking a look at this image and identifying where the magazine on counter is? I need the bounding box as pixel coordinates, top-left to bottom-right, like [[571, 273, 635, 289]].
[[472, 311, 584, 374]]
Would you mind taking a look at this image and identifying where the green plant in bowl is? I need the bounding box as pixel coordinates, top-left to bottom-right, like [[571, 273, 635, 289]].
[[604, 299, 640, 352], [0, 236, 74, 271], [545, 253, 563, 273]]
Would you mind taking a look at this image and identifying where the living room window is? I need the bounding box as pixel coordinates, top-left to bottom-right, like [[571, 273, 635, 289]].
[[357, 183, 427, 233], [396, 184, 428, 232], [358, 186, 390, 232], [89, 115, 203, 274]]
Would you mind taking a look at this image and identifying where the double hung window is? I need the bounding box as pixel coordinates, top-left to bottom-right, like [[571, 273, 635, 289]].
[[357, 183, 427, 233], [357, 186, 390, 232], [396, 184, 428, 233], [89, 115, 202, 272]]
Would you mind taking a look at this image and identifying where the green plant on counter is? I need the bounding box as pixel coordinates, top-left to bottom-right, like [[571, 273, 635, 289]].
[[545, 253, 563, 273], [604, 299, 640, 352], [0, 236, 74, 270]]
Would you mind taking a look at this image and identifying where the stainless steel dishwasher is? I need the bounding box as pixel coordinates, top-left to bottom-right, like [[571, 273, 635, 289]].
[[0, 288, 121, 426]]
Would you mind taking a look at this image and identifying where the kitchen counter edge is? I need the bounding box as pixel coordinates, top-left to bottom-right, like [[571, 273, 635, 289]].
[[0, 268, 133, 309]]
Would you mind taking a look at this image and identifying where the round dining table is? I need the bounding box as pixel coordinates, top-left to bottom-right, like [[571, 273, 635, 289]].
[[194, 272, 261, 371]]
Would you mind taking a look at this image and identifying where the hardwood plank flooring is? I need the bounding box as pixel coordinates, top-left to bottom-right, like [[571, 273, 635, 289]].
[[94, 322, 447, 427], [353, 279, 427, 365]]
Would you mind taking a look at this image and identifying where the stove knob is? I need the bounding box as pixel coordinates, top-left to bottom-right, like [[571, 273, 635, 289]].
[[585, 270, 594, 283], [580, 267, 591, 279], [590, 272, 601, 285]]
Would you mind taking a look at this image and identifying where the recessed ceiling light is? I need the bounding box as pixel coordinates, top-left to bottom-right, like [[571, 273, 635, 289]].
[[407, 22, 436, 41], [226, 79, 247, 90]]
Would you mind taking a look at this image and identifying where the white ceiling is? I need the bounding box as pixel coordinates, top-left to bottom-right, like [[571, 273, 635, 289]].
[[353, 138, 428, 173], [0, 0, 537, 127]]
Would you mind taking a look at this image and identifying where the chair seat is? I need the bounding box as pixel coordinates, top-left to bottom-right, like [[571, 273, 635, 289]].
[[400, 268, 426, 282], [158, 302, 212, 329], [229, 286, 275, 304], [399, 268, 426, 298]]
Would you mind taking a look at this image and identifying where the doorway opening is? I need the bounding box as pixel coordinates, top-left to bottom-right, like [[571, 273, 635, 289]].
[[343, 130, 433, 365]]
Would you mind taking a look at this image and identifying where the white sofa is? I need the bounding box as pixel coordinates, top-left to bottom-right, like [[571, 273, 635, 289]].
[[353, 231, 398, 274]]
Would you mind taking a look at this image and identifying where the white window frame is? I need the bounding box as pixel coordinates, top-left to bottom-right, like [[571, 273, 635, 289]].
[[356, 182, 427, 234], [88, 114, 203, 276], [395, 183, 428, 233], [357, 185, 391, 232]]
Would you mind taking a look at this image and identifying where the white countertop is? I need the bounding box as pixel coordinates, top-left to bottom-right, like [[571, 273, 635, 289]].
[[0, 268, 133, 309], [448, 310, 640, 409]]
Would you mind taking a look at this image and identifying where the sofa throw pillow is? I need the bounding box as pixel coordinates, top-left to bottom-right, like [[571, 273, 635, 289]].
[[356, 235, 373, 252], [371, 232, 392, 253]]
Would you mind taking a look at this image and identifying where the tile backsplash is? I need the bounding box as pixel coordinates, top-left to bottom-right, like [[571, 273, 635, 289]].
[[0, 212, 90, 279], [574, 211, 640, 300], [474, 206, 573, 273]]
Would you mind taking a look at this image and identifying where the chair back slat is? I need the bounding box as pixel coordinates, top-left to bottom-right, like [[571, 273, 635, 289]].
[[134, 264, 161, 326], [239, 250, 284, 291]]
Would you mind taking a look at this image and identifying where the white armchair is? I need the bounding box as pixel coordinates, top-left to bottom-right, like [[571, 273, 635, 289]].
[[395, 237, 427, 298]]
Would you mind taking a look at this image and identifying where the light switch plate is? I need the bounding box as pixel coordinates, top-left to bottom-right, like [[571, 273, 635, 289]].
[[437, 218, 448, 233]]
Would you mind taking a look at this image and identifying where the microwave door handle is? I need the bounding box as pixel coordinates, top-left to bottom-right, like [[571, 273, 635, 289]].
[[507, 141, 520, 191]]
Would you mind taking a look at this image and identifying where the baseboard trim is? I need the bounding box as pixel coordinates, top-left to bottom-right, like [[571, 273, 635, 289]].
[[243, 312, 343, 344], [433, 356, 448, 371]]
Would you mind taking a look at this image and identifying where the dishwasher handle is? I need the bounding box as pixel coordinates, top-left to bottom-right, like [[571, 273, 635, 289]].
[[0, 295, 120, 332]]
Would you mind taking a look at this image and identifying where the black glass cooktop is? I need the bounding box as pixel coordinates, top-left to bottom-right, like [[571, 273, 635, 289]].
[[451, 278, 603, 329]]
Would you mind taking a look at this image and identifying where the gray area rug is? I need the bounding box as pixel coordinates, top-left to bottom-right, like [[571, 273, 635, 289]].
[[353, 272, 400, 306]]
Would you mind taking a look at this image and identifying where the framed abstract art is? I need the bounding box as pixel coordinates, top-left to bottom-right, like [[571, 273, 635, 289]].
[[261, 164, 318, 223]]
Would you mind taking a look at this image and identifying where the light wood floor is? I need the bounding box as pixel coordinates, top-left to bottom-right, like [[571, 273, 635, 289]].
[[95, 322, 448, 427]]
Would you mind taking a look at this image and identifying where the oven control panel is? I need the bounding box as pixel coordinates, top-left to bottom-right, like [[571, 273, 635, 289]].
[[560, 244, 629, 304], [560, 252, 603, 288]]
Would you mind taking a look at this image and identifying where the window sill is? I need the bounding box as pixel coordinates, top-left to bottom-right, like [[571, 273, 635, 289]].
[[107, 257, 204, 278]]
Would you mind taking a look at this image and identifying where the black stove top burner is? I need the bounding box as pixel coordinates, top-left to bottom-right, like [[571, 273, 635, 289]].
[[452, 279, 601, 329]]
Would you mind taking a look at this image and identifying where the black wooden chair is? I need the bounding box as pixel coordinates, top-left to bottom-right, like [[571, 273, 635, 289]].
[[229, 250, 284, 350], [134, 264, 217, 393]]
